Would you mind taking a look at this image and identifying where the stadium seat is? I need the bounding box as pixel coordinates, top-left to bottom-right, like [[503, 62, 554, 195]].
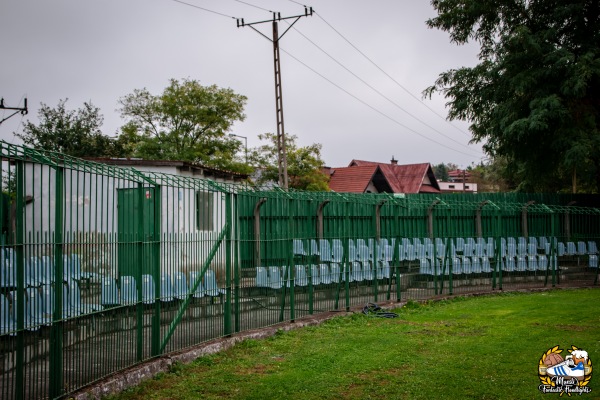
[[141, 274, 156, 304], [255, 267, 269, 288], [189, 271, 206, 298], [120, 276, 137, 305], [101, 277, 120, 308], [0, 294, 16, 336], [204, 270, 226, 297], [173, 272, 188, 300]]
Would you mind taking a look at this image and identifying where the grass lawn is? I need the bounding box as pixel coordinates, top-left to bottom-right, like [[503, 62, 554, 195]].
[[110, 288, 600, 400]]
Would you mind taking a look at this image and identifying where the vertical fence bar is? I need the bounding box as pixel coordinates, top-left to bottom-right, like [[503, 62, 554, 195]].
[[49, 164, 64, 400]]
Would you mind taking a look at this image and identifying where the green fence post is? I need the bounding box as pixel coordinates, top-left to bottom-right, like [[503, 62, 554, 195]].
[[14, 161, 25, 400], [49, 163, 64, 400], [233, 193, 240, 333], [224, 192, 232, 336], [151, 185, 161, 356]]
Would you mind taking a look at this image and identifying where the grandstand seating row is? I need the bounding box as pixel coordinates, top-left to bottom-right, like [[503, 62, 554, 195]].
[[0, 270, 225, 336]]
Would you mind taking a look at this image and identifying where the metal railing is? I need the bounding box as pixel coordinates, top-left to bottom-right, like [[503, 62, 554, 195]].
[[0, 141, 598, 399]]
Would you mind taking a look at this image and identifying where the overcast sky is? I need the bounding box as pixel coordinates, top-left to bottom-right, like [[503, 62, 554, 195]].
[[1, 0, 484, 168]]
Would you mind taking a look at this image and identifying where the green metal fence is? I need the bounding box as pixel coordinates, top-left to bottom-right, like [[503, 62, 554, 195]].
[[0, 141, 599, 399]]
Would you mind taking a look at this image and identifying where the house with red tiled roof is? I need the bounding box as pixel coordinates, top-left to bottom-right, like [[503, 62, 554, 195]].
[[327, 157, 441, 194]]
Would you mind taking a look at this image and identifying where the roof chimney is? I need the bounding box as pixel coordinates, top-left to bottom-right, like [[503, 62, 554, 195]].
[[390, 156, 398, 165]]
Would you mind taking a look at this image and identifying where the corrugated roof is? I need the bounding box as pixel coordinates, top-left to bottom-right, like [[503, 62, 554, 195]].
[[347, 160, 441, 194], [328, 165, 379, 193]]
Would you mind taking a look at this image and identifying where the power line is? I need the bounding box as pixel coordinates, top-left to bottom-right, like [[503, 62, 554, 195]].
[[287, 22, 481, 156], [170, 0, 237, 19], [279, 47, 482, 158], [231, 0, 274, 13], [315, 12, 471, 138]]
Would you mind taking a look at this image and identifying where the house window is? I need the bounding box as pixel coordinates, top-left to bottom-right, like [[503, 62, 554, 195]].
[[465, 185, 470, 189], [449, 185, 455, 189], [196, 191, 214, 231]]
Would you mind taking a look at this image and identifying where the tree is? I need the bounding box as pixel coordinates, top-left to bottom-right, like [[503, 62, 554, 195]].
[[118, 78, 250, 173], [250, 133, 329, 191], [16, 99, 122, 157], [432, 163, 450, 181], [425, 0, 600, 193]]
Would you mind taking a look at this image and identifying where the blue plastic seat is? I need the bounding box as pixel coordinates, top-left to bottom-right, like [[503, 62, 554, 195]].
[[557, 242, 566, 256], [527, 243, 537, 256], [203, 270, 225, 297], [455, 238, 465, 253], [463, 243, 475, 257], [319, 264, 331, 284], [40, 284, 54, 316], [330, 263, 342, 283], [537, 255, 548, 271], [566, 242, 577, 255], [377, 261, 391, 279], [589, 255, 598, 268], [141, 274, 156, 304], [527, 255, 538, 271], [189, 271, 206, 298], [538, 237, 549, 253], [268, 266, 283, 289], [160, 273, 175, 302], [26, 257, 41, 287], [256, 267, 269, 288], [319, 239, 332, 262], [485, 241, 495, 258], [481, 258, 492, 273], [1, 264, 16, 289], [309, 240, 320, 258], [504, 257, 515, 272], [331, 239, 343, 263], [173, 272, 188, 300], [294, 265, 308, 286], [587, 241, 598, 255], [120, 276, 137, 305], [26, 287, 51, 328], [516, 255, 527, 271], [471, 257, 482, 274], [39, 256, 54, 285], [293, 239, 306, 257], [310, 264, 321, 285], [350, 261, 363, 282], [101, 277, 120, 308], [577, 241, 587, 255], [452, 257, 462, 275], [419, 258, 431, 275], [67, 280, 101, 315], [0, 294, 16, 336], [462, 258, 472, 274]]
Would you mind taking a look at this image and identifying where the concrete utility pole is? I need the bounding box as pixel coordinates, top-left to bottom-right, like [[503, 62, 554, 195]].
[[237, 7, 313, 189]]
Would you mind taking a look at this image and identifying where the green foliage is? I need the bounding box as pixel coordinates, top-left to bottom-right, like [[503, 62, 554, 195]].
[[425, 0, 600, 193], [250, 133, 329, 191], [15, 99, 123, 157], [432, 163, 450, 181], [118, 78, 250, 174]]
